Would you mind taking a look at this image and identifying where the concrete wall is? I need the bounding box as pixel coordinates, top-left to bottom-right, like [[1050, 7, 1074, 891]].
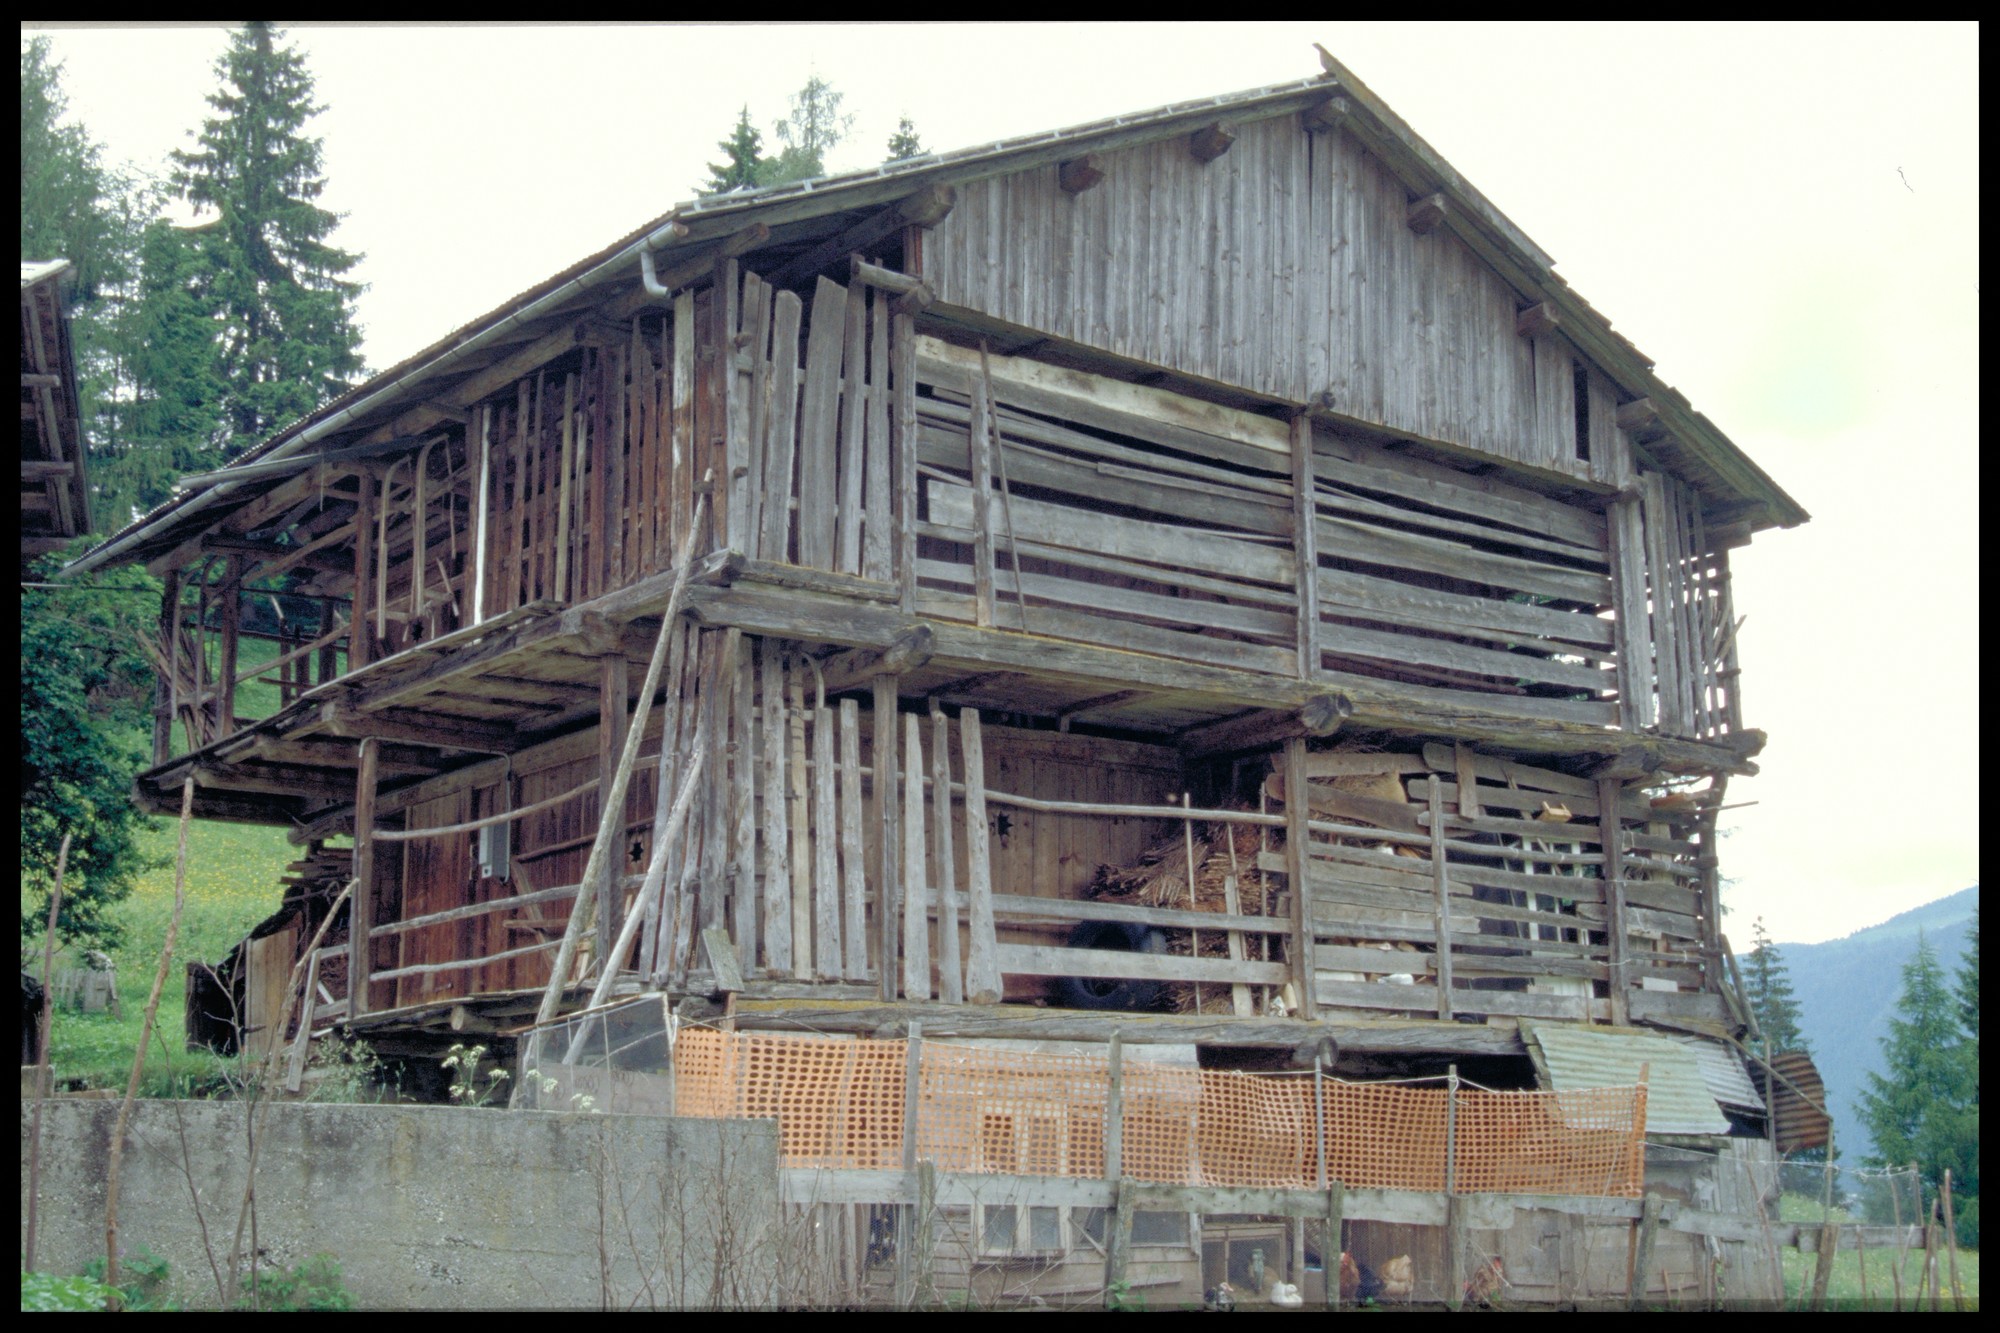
[[21, 1101, 781, 1310]]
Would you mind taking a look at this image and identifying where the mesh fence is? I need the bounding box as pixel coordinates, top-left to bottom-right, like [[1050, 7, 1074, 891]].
[[524, 1010, 1648, 1198]]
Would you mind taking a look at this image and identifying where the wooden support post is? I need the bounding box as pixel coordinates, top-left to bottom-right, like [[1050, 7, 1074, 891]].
[[1430, 778, 1453, 1020], [896, 1021, 923, 1308], [1446, 1062, 1462, 1309], [217, 556, 241, 732], [350, 467, 375, 669], [1105, 1177, 1135, 1305], [1283, 740, 1318, 1019], [968, 350, 997, 628], [894, 311, 918, 614], [788, 662, 812, 979], [960, 709, 1001, 1005], [912, 1158, 936, 1308], [902, 713, 931, 1000], [837, 276, 868, 576], [596, 654, 629, 951], [1598, 777, 1631, 1027], [928, 708, 962, 1003], [347, 736, 380, 1020], [839, 699, 869, 982], [554, 375, 576, 600], [318, 597, 340, 686], [731, 635, 757, 971], [1105, 1031, 1124, 1182], [154, 570, 180, 765], [1292, 412, 1319, 679], [761, 641, 792, 975], [1322, 1180, 1345, 1311], [874, 675, 901, 1002], [1633, 1192, 1665, 1310], [813, 703, 841, 979]]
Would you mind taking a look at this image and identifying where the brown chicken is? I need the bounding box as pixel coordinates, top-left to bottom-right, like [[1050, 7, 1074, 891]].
[[1378, 1254, 1415, 1301], [1465, 1256, 1507, 1306], [1337, 1251, 1361, 1302]]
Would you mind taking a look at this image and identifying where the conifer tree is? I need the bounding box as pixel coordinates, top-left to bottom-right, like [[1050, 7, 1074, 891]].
[[21, 37, 132, 306], [170, 22, 364, 457], [764, 74, 853, 185], [1857, 932, 1978, 1203], [703, 105, 766, 195], [1743, 917, 1810, 1055], [886, 115, 926, 162]]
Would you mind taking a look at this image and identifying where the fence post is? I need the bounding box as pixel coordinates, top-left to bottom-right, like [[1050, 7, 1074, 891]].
[[1446, 1062, 1463, 1310], [896, 1022, 922, 1308]]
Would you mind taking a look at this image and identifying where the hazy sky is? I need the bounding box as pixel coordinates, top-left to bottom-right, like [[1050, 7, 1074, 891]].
[[25, 22, 1979, 945]]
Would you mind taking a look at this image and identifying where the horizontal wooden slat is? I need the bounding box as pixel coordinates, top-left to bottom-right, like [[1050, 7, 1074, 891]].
[[994, 942, 1289, 986]]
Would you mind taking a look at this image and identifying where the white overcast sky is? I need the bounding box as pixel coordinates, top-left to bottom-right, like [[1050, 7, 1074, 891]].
[[25, 21, 1979, 946]]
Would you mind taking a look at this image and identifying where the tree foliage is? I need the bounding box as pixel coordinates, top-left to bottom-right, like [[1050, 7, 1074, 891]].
[[696, 76, 859, 196], [703, 105, 765, 195], [21, 37, 132, 307], [170, 22, 364, 455], [20, 551, 165, 949], [885, 115, 926, 162], [1744, 917, 1810, 1056], [1856, 932, 1978, 1234]]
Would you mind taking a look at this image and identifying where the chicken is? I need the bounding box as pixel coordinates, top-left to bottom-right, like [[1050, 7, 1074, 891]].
[[1465, 1256, 1507, 1307], [1338, 1251, 1362, 1303], [1203, 1281, 1236, 1311], [1378, 1253, 1415, 1301]]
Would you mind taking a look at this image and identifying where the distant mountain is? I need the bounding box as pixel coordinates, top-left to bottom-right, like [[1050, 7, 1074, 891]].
[[1739, 887, 1978, 1159]]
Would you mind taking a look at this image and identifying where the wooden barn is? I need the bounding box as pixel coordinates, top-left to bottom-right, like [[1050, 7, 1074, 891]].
[[69, 53, 1811, 1308], [22, 259, 92, 573]]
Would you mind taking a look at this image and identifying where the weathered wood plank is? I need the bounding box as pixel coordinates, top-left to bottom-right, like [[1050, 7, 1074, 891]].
[[759, 640, 791, 975], [874, 674, 901, 1001], [902, 713, 930, 1001], [864, 291, 894, 583], [998, 943, 1289, 986], [812, 704, 841, 979], [960, 709, 1001, 1005], [928, 709, 963, 1004], [798, 277, 849, 571], [839, 698, 869, 982]]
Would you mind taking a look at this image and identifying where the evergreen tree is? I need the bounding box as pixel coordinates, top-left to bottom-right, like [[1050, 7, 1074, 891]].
[[170, 22, 364, 457], [1857, 933, 1978, 1204], [1744, 917, 1810, 1055], [21, 37, 133, 306], [885, 115, 925, 162], [1956, 903, 1979, 1043], [703, 105, 766, 195], [764, 74, 854, 186]]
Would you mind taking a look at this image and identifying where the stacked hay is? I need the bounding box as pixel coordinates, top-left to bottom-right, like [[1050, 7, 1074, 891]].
[[1087, 820, 1271, 1013]]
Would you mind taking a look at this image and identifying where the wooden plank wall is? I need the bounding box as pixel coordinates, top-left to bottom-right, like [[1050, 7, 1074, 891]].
[[920, 114, 1635, 491], [1268, 745, 1721, 1024]]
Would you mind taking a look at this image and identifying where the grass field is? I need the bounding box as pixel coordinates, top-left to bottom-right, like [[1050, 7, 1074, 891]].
[[1773, 1194, 1979, 1311], [32, 817, 299, 1095]]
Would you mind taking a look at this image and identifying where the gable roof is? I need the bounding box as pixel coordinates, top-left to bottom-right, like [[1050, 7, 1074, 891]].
[[66, 57, 1804, 578]]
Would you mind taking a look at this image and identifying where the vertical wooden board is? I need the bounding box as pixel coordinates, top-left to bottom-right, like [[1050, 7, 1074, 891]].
[[699, 636, 730, 939], [837, 278, 869, 575], [1292, 414, 1320, 679], [1429, 778, 1453, 1020], [720, 260, 749, 553], [968, 355, 996, 627], [929, 709, 963, 1004], [555, 373, 576, 600], [787, 661, 812, 980], [812, 704, 841, 978], [839, 698, 869, 981], [760, 640, 791, 976], [672, 294, 696, 566], [902, 713, 931, 1000], [762, 290, 805, 564], [732, 633, 758, 967], [893, 311, 919, 612], [798, 276, 850, 571], [864, 291, 893, 583], [1610, 497, 1655, 731], [742, 274, 773, 559], [873, 676, 901, 1000], [960, 710, 1002, 1005], [1639, 473, 1684, 736], [1597, 777, 1630, 1027], [624, 324, 648, 579]]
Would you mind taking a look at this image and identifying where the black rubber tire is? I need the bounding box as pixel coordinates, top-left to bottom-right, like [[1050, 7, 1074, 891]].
[[1054, 919, 1170, 1011]]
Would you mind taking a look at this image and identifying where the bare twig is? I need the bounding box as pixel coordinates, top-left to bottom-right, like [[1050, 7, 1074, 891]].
[[23, 831, 70, 1272], [106, 780, 194, 1305]]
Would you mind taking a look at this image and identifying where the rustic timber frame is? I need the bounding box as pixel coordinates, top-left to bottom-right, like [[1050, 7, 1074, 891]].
[[68, 53, 1805, 1308]]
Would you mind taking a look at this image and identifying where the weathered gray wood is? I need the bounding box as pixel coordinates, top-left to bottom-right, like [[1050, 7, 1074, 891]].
[[787, 661, 812, 981], [347, 737, 380, 1019], [1293, 413, 1321, 678], [994, 945, 1289, 986], [901, 715, 930, 1001], [894, 312, 919, 613], [951, 891, 1290, 936], [836, 280, 868, 576], [1104, 1031, 1124, 1181], [730, 632, 758, 964], [1283, 740, 1318, 1019], [798, 277, 849, 571], [760, 640, 792, 975], [838, 699, 869, 982], [1430, 779, 1453, 1021], [959, 709, 1002, 1005], [873, 674, 901, 1002], [811, 704, 841, 980], [1632, 1193, 1665, 1310], [864, 291, 893, 583], [1104, 1177, 1134, 1304], [928, 709, 963, 1004], [757, 291, 804, 563], [1599, 776, 1631, 1026], [597, 654, 629, 952]]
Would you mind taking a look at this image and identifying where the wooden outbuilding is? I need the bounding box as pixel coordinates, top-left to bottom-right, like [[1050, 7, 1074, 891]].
[[21, 260, 92, 572], [69, 52, 1810, 1307]]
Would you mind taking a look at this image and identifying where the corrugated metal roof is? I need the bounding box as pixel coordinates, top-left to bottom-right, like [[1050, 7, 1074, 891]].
[[1754, 1050, 1831, 1154], [1672, 1034, 1762, 1112], [1519, 1021, 1729, 1137]]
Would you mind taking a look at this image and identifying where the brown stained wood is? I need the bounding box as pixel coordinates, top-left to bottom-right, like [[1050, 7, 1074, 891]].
[[811, 704, 841, 979], [672, 294, 697, 570], [696, 634, 731, 943], [741, 274, 773, 558], [1188, 122, 1235, 164], [1284, 740, 1318, 1019], [760, 290, 805, 564], [1058, 156, 1105, 195], [347, 737, 381, 1018], [764, 186, 954, 292], [901, 713, 930, 1000], [864, 291, 893, 582], [555, 374, 576, 601], [722, 260, 752, 555], [731, 634, 758, 972], [928, 709, 963, 1004], [217, 557, 242, 737], [760, 640, 792, 976], [837, 282, 868, 576], [596, 654, 630, 949], [798, 277, 850, 572], [350, 472, 375, 669], [838, 699, 868, 982]]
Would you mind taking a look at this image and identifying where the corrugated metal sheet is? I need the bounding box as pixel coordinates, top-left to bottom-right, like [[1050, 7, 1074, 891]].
[[1519, 1020, 1729, 1137], [1753, 1050, 1831, 1154], [1672, 1034, 1762, 1112]]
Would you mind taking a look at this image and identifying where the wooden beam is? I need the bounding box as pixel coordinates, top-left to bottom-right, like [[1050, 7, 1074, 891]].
[[1177, 694, 1351, 759], [315, 702, 515, 752], [1057, 156, 1105, 195], [1292, 412, 1319, 679], [1301, 95, 1349, 134], [1188, 123, 1235, 163], [764, 186, 956, 291], [1284, 739, 1319, 1020], [814, 623, 934, 696], [1406, 192, 1449, 235], [608, 222, 771, 319], [1516, 302, 1560, 339], [348, 737, 380, 1019]]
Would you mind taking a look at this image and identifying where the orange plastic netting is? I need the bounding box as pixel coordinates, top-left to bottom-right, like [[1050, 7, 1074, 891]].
[[671, 1027, 1645, 1197]]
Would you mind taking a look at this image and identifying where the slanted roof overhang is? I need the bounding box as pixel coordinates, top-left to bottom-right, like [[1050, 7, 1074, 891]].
[[65, 58, 1803, 580]]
